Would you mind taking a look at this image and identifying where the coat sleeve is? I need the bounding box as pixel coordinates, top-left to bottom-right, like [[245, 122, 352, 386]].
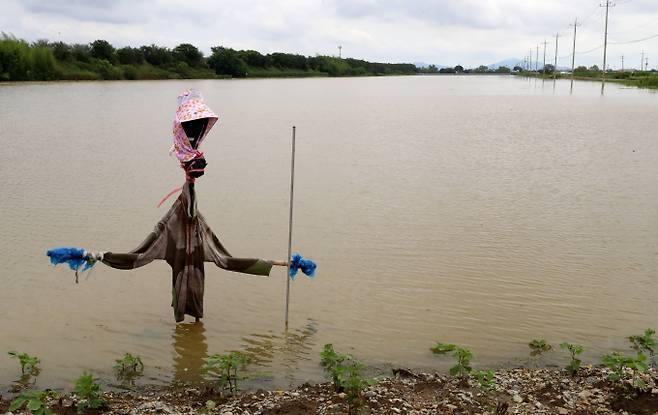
[[100, 221, 169, 270], [199, 216, 273, 277]]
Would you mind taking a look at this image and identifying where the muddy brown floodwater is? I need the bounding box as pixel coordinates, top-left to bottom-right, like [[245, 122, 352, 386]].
[[0, 76, 657, 391]]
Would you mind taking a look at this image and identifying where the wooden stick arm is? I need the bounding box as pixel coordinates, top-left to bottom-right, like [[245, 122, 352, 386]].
[[272, 260, 288, 267]]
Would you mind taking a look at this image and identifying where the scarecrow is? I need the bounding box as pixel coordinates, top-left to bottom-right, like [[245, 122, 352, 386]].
[[47, 89, 315, 323]]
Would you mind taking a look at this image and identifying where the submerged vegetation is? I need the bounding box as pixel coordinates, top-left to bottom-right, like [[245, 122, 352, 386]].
[[0, 34, 418, 82], [7, 351, 40, 375]]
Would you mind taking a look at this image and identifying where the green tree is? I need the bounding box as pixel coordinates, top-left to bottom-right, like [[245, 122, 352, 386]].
[[140, 44, 172, 66], [237, 49, 268, 68], [117, 47, 144, 65], [90, 39, 116, 63], [574, 66, 589, 75], [454, 65, 464, 73], [172, 43, 204, 67], [208, 46, 247, 76], [71, 43, 91, 63], [495, 66, 511, 73]]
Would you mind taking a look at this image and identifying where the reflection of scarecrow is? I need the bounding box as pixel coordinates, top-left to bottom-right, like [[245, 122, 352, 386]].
[[47, 90, 319, 323]]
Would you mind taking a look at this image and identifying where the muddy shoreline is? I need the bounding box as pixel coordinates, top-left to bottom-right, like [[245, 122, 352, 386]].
[[2, 366, 657, 414]]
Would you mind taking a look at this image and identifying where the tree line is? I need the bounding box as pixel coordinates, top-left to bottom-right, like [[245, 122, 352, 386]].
[[0, 34, 419, 81]]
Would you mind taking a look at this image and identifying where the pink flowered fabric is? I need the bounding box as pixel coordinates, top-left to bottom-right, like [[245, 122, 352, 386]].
[[171, 89, 219, 163]]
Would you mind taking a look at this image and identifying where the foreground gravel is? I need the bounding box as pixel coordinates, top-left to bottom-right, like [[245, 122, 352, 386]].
[[2, 366, 657, 414]]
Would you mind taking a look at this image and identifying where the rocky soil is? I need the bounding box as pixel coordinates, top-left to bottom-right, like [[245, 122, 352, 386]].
[[2, 367, 657, 414]]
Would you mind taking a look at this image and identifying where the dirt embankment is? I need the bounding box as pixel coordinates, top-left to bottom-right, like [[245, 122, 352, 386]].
[[2, 367, 657, 414]]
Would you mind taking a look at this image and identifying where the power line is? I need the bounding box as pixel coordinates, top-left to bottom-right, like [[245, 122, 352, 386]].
[[610, 33, 658, 44]]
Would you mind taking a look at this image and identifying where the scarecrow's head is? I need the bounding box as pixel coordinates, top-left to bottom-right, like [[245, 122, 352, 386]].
[[171, 89, 219, 180]]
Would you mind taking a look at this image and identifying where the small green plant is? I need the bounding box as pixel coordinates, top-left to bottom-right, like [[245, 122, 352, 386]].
[[629, 329, 656, 366], [475, 370, 495, 390], [202, 351, 250, 396], [601, 352, 649, 391], [114, 352, 144, 374], [559, 343, 583, 375], [451, 347, 473, 377], [321, 344, 348, 387], [529, 339, 552, 357], [73, 373, 104, 413], [9, 390, 59, 415], [430, 342, 457, 354], [320, 344, 376, 414], [431, 343, 472, 377], [8, 351, 40, 375]]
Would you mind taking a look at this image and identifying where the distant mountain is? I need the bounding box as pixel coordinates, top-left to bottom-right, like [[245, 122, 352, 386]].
[[488, 58, 524, 69]]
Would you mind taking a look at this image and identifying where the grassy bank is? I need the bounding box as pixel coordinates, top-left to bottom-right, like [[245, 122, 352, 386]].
[[3, 329, 656, 414], [0, 35, 418, 82], [515, 70, 658, 90]]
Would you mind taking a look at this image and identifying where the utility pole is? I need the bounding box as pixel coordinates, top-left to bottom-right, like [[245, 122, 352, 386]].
[[530, 49, 533, 72], [645, 56, 649, 71], [542, 39, 548, 76], [640, 51, 645, 71], [601, 0, 615, 94], [554, 33, 560, 80], [536, 44, 539, 72], [570, 18, 581, 93], [338, 45, 342, 59], [621, 55, 624, 72]]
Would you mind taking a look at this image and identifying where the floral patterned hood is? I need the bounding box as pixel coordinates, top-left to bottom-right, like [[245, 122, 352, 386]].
[[171, 89, 219, 163]]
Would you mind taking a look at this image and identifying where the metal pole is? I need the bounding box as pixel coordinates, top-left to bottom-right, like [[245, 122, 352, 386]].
[[536, 44, 539, 72], [284, 126, 296, 329]]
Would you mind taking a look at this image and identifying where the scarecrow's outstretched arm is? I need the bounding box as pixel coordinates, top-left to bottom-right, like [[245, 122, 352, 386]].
[[98, 221, 168, 270], [198, 215, 286, 276]]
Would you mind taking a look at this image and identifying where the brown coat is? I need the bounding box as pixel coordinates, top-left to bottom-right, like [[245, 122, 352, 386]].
[[101, 183, 272, 322]]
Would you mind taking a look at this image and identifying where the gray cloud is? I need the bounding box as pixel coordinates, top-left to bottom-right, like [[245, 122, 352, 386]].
[[1, 0, 656, 68]]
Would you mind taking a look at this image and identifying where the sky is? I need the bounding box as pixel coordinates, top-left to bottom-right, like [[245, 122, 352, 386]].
[[2, 0, 657, 69]]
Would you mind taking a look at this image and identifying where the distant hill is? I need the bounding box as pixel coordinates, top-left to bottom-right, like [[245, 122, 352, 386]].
[[488, 58, 524, 69]]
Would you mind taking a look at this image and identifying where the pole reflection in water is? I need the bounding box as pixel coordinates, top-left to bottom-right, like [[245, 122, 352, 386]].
[[240, 320, 318, 388], [172, 322, 208, 384]]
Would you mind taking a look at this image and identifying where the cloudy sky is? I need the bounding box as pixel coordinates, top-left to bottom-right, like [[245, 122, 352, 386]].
[[2, 0, 657, 69]]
